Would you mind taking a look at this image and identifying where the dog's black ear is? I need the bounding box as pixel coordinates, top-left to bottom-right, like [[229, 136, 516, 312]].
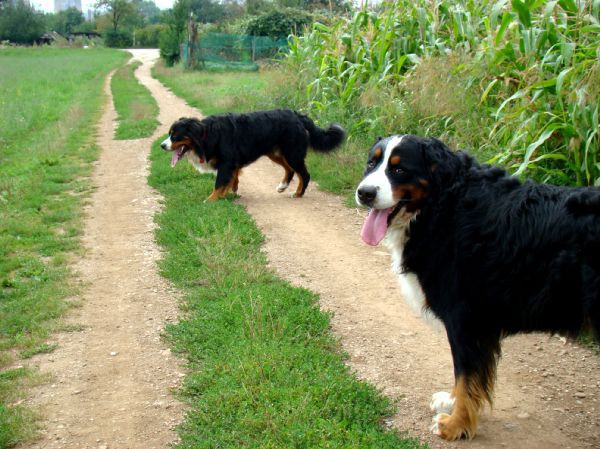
[[187, 120, 207, 151]]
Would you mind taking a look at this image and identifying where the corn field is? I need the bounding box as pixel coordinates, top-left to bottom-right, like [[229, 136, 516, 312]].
[[285, 0, 600, 186]]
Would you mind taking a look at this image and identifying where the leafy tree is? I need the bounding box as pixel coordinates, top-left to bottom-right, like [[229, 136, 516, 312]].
[[0, 0, 45, 44], [133, 0, 162, 25], [246, 0, 271, 15], [158, 0, 190, 65], [190, 0, 228, 23], [47, 7, 85, 35], [95, 0, 135, 31], [164, 0, 190, 38]]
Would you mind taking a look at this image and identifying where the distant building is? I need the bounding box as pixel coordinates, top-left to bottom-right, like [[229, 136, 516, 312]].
[[54, 0, 82, 12]]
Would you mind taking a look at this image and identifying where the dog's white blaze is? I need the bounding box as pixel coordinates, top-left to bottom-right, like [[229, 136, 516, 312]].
[[355, 135, 404, 209], [185, 152, 216, 174], [161, 136, 172, 150]]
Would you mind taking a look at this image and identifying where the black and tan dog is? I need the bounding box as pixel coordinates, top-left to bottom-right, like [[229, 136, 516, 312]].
[[356, 134, 600, 440], [161, 109, 345, 200]]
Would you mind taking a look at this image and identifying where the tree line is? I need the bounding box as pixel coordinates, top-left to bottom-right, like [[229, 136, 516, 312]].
[[0, 0, 349, 49]]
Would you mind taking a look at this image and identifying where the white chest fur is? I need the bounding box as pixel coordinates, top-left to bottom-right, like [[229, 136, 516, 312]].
[[385, 223, 444, 330], [186, 152, 217, 174]]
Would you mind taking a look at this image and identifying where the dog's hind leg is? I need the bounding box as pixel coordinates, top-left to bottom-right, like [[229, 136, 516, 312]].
[[231, 169, 241, 193], [285, 157, 310, 198], [267, 154, 295, 193]]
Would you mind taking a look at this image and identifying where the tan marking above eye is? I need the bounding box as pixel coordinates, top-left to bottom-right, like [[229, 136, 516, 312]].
[[374, 148, 382, 158], [390, 155, 401, 165]]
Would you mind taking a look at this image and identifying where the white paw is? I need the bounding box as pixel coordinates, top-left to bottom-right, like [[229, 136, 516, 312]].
[[276, 182, 289, 193], [430, 413, 447, 436], [430, 391, 454, 415]]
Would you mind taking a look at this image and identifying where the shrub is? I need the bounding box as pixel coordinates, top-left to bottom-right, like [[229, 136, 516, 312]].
[[246, 8, 313, 39], [159, 28, 181, 66], [134, 24, 167, 48], [0, 1, 45, 45], [104, 29, 133, 48]]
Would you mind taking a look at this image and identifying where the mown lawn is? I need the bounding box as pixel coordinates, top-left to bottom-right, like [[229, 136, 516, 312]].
[[0, 47, 128, 448], [148, 137, 427, 448]]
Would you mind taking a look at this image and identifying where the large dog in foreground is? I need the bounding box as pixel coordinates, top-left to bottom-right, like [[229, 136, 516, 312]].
[[161, 109, 345, 200], [356, 135, 599, 440]]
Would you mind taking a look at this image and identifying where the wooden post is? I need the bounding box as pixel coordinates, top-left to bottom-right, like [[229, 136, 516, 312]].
[[187, 12, 198, 69]]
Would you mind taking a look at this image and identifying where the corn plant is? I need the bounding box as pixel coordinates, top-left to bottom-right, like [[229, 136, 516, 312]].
[[284, 0, 599, 186]]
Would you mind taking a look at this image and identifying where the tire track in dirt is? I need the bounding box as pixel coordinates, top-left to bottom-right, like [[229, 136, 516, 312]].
[[21, 51, 191, 449], [131, 50, 598, 449]]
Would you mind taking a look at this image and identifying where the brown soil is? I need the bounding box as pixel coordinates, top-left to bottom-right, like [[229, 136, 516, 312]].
[[21, 50, 196, 449], [23, 50, 599, 449]]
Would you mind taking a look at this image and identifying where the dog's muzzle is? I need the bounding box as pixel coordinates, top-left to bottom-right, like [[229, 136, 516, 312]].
[[356, 185, 378, 207], [160, 137, 171, 151]]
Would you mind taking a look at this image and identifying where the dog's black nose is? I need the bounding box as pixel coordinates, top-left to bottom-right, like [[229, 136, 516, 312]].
[[357, 185, 378, 205], [160, 142, 167, 150]]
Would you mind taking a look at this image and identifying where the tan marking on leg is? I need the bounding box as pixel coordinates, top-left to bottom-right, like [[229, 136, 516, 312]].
[[436, 374, 488, 441], [293, 176, 304, 198], [267, 154, 294, 186], [231, 169, 241, 193], [206, 186, 228, 201]]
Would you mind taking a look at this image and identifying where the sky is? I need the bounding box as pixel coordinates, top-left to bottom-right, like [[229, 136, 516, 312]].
[[32, 0, 175, 14]]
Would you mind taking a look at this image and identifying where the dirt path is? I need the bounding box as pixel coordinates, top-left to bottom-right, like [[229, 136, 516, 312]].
[[25, 50, 598, 449], [22, 50, 196, 448]]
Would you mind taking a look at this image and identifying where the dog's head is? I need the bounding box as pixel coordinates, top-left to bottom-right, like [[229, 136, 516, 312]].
[[161, 117, 208, 167], [356, 135, 450, 246]]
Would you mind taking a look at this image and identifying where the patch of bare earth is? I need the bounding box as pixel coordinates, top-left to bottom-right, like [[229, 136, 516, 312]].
[[21, 50, 192, 449]]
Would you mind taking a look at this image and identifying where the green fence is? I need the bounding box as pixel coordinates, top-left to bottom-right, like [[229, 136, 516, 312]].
[[182, 33, 288, 71]]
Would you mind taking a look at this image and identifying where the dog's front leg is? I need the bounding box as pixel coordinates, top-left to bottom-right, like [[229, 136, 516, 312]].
[[431, 323, 499, 440], [206, 165, 234, 201]]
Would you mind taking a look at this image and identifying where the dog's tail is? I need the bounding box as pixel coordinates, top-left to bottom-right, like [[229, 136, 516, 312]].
[[297, 113, 346, 153]]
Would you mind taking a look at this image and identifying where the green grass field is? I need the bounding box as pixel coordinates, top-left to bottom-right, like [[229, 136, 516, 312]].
[[152, 60, 270, 115], [111, 59, 159, 139], [148, 138, 426, 449], [0, 47, 127, 448]]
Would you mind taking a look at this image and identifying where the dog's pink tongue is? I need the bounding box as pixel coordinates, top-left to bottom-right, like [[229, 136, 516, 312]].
[[170, 151, 181, 168], [361, 208, 393, 246]]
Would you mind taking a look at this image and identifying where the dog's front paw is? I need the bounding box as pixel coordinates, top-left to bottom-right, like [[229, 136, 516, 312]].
[[430, 391, 454, 415], [276, 182, 289, 193], [431, 413, 473, 441]]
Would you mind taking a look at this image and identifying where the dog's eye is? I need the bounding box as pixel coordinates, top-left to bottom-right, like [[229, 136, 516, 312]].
[[367, 159, 377, 169], [391, 166, 404, 174]]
